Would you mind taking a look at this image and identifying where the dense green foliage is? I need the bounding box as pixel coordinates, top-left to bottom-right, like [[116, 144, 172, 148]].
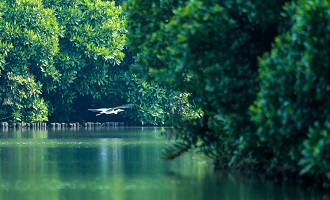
[[125, 0, 330, 187], [0, 0, 61, 122], [251, 0, 330, 183], [125, 0, 287, 161], [43, 0, 127, 121], [0, 0, 130, 123], [0, 0, 192, 126]]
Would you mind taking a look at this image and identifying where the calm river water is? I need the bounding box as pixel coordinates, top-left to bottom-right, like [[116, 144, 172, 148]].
[[0, 127, 327, 200]]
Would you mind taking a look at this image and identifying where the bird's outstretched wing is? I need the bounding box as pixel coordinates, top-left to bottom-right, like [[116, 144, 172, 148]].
[[108, 104, 134, 111], [88, 108, 110, 112]]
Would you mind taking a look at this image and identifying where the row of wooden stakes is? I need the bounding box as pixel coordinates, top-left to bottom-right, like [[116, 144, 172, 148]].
[[0, 122, 47, 129], [0, 121, 129, 129]]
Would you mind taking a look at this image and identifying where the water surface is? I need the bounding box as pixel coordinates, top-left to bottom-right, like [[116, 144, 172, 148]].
[[0, 127, 327, 200]]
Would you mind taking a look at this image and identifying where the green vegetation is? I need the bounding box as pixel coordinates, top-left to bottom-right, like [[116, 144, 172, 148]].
[[125, 0, 330, 187], [251, 0, 330, 185], [0, 0, 190, 125], [0, 0, 329, 188], [43, 0, 127, 121], [0, 0, 60, 122]]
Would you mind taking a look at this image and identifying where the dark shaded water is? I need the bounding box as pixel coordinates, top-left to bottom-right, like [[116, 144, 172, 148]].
[[0, 127, 327, 200]]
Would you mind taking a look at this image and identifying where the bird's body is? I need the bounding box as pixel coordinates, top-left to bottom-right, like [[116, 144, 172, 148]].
[[95, 109, 124, 116], [88, 104, 134, 116]]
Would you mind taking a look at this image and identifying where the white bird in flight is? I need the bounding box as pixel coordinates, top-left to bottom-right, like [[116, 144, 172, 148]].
[[88, 104, 134, 116]]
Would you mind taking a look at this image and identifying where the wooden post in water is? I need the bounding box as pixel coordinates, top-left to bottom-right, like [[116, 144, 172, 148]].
[[61, 123, 66, 128], [11, 123, 16, 129], [42, 122, 47, 129], [16, 123, 22, 129], [1, 122, 8, 131], [0, 122, 8, 128], [49, 123, 55, 128], [55, 123, 61, 129]]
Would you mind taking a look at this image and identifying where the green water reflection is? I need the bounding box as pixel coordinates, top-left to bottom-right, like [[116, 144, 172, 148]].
[[0, 127, 327, 200]]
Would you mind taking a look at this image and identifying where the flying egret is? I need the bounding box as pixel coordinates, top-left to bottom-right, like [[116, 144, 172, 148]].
[[95, 109, 124, 116], [88, 104, 134, 116]]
